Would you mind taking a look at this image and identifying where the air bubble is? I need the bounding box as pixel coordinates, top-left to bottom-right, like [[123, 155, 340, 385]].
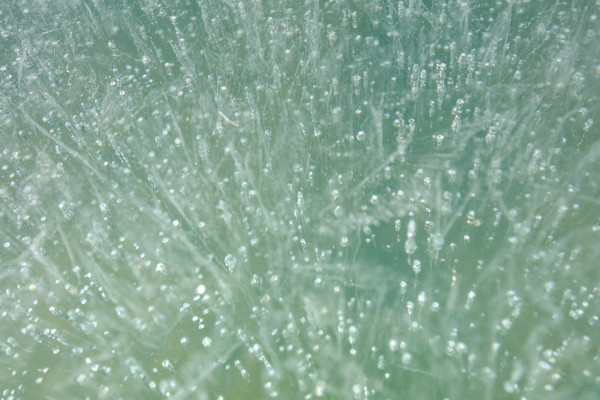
[[224, 254, 237, 271], [412, 260, 421, 275]]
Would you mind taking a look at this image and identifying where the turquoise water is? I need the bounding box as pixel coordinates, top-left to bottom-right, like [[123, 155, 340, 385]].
[[1, 0, 599, 399]]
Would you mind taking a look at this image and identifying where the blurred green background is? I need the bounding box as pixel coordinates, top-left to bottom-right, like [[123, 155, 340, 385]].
[[1, 0, 599, 399]]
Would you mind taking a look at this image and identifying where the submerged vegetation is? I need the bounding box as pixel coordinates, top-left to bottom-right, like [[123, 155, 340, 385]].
[[1, 0, 599, 398]]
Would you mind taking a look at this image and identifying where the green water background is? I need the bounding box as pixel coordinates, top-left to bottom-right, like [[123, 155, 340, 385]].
[[1, 0, 599, 399]]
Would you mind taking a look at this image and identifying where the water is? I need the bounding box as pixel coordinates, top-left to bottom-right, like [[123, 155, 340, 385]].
[[1, 0, 599, 399]]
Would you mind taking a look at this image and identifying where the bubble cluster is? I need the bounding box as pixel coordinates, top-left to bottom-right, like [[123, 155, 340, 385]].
[[1, 0, 599, 399]]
